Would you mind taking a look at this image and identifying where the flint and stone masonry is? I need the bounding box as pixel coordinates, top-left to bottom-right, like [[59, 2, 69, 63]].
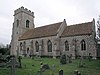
[[10, 7, 97, 59]]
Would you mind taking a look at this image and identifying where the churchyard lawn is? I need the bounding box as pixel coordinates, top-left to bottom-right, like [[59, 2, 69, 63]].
[[0, 57, 100, 75]]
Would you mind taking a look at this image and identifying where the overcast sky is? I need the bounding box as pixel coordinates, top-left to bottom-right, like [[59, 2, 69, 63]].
[[0, 0, 100, 45]]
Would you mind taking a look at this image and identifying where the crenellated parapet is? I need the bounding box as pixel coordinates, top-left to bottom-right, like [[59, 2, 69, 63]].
[[14, 6, 34, 17]]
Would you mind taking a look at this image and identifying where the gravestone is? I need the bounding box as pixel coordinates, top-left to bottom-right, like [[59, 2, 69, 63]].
[[74, 70, 81, 75], [35, 55, 42, 61], [69, 54, 72, 63], [42, 64, 50, 70], [9, 57, 15, 75], [18, 56, 22, 68], [11, 57, 16, 75], [79, 56, 84, 67], [39, 62, 43, 75], [60, 54, 66, 64], [52, 64, 55, 75], [59, 69, 63, 75], [41, 63, 50, 72], [40, 67, 42, 75], [7, 56, 19, 75], [88, 53, 92, 61], [66, 54, 72, 63], [40, 62, 43, 70]]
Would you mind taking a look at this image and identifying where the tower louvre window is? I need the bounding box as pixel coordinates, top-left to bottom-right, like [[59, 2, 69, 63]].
[[26, 20, 30, 28]]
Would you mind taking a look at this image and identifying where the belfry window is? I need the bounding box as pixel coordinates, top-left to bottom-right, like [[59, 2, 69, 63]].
[[81, 40, 86, 51], [47, 40, 52, 52], [17, 19, 19, 27], [65, 40, 69, 51], [35, 41, 39, 52], [26, 20, 30, 28]]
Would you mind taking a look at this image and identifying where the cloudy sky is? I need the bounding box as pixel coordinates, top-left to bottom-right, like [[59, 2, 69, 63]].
[[0, 0, 100, 45]]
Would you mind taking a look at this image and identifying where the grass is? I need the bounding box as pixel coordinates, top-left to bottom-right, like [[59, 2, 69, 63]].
[[0, 57, 100, 75]]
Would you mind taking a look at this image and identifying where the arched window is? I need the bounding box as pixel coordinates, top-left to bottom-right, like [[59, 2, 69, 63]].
[[27, 47, 29, 54], [20, 42, 22, 50], [17, 19, 19, 27], [65, 40, 69, 51], [47, 40, 52, 52], [35, 41, 39, 52], [81, 40, 86, 51], [26, 20, 30, 28]]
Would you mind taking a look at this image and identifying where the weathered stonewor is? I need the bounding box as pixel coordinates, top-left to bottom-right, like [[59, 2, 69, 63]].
[[14, 6, 34, 17]]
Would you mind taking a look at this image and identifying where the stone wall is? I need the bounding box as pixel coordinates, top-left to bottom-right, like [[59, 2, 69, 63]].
[[18, 36, 59, 57], [10, 7, 34, 56], [60, 35, 96, 59]]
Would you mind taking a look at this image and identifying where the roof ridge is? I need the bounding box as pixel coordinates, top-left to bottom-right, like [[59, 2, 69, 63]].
[[61, 21, 92, 37], [19, 21, 62, 40], [68, 21, 92, 26], [35, 22, 62, 29]]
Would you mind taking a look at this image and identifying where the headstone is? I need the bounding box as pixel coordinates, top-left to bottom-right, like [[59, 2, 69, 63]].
[[42, 64, 50, 70], [9, 57, 17, 75], [59, 69, 63, 75], [7, 56, 19, 75], [11, 57, 16, 75], [74, 70, 81, 75], [39, 62, 43, 75], [40, 67, 42, 75], [18, 56, 22, 68], [78, 72, 81, 75], [88, 53, 92, 61], [40, 62, 43, 66], [40, 62, 43, 70], [52, 64, 55, 75], [69, 54, 72, 63], [79, 56, 84, 67], [60, 54, 66, 64], [74, 70, 78, 75]]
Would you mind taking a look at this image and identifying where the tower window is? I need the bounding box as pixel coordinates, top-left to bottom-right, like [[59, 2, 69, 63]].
[[26, 20, 30, 28], [17, 19, 19, 27]]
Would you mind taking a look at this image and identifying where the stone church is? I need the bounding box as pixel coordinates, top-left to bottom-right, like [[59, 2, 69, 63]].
[[10, 7, 97, 59]]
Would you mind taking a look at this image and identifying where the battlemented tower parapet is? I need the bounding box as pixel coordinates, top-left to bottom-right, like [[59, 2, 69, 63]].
[[11, 6, 35, 56], [14, 6, 34, 17]]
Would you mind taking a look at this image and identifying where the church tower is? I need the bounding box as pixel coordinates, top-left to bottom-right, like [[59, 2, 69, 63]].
[[10, 6, 35, 56]]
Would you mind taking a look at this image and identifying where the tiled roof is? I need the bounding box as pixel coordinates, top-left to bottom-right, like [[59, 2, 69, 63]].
[[61, 22, 92, 37], [19, 22, 62, 40]]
